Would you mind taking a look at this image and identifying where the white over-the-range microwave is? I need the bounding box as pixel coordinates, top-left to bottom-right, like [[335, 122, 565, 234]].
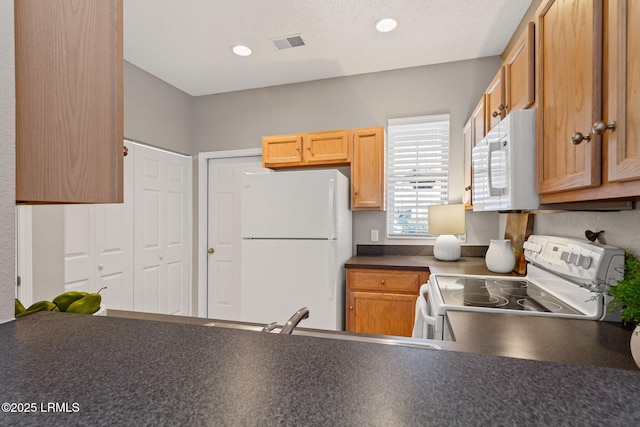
[[472, 109, 539, 211]]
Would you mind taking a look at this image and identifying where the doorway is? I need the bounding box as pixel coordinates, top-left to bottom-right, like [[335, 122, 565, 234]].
[[196, 149, 265, 318]]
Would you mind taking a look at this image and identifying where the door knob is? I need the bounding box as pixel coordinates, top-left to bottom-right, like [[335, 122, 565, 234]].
[[208, 248, 215, 254], [592, 120, 616, 135], [570, 132, 592, 145]]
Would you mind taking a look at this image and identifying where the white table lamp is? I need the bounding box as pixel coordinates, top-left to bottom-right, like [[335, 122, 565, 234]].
[[428, 204, 466, 261]]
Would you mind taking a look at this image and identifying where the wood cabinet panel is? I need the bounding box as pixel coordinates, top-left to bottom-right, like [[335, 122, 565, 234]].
[[505, 22, 535, 113], [262, 134, 303, 168], [347, 269, 428, 293], [536, 0, 602, 195], [348, 292, 417, 337], [351, 127, 385, 211], [471, 96, 486, 146], [15, 0, 124, 204], [606, 0, 640, 183], [485, 67, 506, 132], [536, 0, 640, 203], [303, 130, 350, 165], [346, 268, 429, 337]]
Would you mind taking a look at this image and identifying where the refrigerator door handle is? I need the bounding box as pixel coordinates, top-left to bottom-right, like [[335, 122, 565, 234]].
[[328, 240, 336, 300], [328, 179, 336, 239]]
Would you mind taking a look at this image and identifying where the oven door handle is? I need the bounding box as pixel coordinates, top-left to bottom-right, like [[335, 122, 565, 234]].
[[412, 295, 436, 339], [419, 298, 436, 326]]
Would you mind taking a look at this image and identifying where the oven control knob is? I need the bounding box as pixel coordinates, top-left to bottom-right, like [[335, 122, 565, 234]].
[[578, 255, 592, 269], [568, 253, 579, 265]]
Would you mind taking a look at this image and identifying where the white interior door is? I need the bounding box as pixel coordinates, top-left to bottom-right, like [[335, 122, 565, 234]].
[[64, 143, 134, 309], [94, 202, 134, 310], [64, 204, 95, 293], [134, 144, 191, 315], [207, 156, 265, 320]]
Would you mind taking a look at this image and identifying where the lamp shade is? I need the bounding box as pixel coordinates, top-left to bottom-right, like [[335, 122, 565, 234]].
[[428, 204, 466, 235]]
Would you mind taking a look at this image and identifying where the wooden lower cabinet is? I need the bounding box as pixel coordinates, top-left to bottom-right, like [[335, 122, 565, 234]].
[[346, 268, 429, 337]]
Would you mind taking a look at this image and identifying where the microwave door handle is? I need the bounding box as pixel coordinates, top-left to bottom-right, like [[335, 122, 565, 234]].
[[487, 140, 502, 197]]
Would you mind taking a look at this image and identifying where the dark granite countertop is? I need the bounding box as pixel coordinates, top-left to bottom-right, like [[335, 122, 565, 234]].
[[446, 311, 639, 370], [2, 312, 640, 425], [345, 255, 522, 276]]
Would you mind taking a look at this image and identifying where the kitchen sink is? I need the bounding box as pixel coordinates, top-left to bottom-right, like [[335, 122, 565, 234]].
[[203, 321, 441, 350]]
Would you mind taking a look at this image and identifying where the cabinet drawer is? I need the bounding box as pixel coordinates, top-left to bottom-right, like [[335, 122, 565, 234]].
[[347, 269, 429, 293]]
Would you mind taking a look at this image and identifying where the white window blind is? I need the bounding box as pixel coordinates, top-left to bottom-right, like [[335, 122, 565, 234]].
[[386, 114, 450, 237]]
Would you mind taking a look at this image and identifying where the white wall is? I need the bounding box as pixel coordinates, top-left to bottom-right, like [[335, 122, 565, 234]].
[[0, 0, 15, 323]]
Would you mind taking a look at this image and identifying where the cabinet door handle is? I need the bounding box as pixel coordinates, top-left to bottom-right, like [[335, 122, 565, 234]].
[[491, 104, 507, 118], [570, 131, 592, 145], [592, 120, 616, 135], [123, 145, 129, 157], [380, 279, 385, 285], [208, 248, 215, 254], [349, 305, 353, 310]]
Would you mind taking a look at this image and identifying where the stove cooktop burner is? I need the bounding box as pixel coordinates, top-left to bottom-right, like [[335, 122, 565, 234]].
[[435, 276, 585, 315], [497, 287, 546, 299], [449, 292, 510, 308]]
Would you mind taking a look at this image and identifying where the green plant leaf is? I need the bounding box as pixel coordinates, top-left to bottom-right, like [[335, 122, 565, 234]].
[[608, 252, 640, 326]]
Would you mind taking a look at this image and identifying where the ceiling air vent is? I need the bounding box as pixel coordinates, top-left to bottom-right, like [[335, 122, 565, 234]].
[[272, 34, 306, 50]]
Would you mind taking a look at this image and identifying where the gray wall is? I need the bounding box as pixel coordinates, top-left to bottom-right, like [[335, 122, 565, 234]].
[[31, 207, 65, 301], [0, 0, 15, 322], [193, 57, 504, 246], [124, 61, 195, 155], [532, 210, 640, 257]]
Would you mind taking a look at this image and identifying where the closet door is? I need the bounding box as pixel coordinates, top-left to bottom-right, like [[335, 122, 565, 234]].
[[133, 145, 191, 315], [64, 142, 134, 309]]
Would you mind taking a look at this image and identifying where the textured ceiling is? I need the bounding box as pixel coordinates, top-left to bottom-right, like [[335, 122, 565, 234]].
[[124, 0, 533, 96]]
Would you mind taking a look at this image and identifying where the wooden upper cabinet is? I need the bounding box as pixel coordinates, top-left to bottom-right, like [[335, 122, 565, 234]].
[[15, 0, 124, 204], [351, 127, 385, 211], [505, 22, 535, 113], [536, 0, 602, 196], [262, 130, 349, 168], [485, 67, 506, 132], [262, 134, 303, 168], [303, 130, 351, 166], [462, 119, 473, 206], [536, 0, 640, 203], [605, 0, 640, 184], [471, 95, 486, 146]]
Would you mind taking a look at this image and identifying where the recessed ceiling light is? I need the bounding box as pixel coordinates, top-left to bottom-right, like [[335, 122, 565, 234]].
[[232, 45, 252, 56], [375, 18, 397, 33]]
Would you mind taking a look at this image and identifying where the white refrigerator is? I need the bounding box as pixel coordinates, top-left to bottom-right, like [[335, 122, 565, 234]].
[[241, 169, 352, 330]]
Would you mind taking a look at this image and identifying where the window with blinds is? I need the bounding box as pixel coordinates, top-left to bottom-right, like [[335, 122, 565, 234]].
[[386, 114, 450, 237]]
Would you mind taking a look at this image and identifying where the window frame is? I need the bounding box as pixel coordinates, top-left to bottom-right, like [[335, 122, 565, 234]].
[[385, 113, 452, 239]]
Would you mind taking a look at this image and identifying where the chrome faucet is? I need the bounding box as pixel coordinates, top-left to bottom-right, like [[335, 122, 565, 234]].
[[279, 307, 309, 335]]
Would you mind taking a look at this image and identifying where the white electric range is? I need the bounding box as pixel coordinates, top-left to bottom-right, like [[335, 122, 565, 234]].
[[412, 235, 625, 341]]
